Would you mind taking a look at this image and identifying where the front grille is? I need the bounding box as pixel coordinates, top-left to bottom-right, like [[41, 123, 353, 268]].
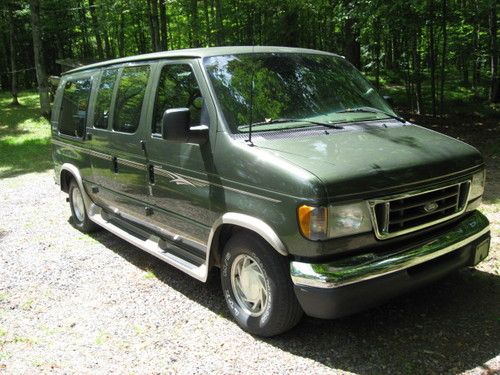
[[370, 181, 470, 239]]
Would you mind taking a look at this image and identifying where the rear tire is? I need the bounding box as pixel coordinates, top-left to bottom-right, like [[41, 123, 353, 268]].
[[68, 179, 98, 233], [221, 232, 303, 337]]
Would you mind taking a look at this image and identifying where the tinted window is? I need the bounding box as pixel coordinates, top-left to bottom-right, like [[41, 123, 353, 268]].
[[94, 69, 118, 129], [59, 78, 91, 137], [153, 64, 206, 134], [113, 65, 150, 133]]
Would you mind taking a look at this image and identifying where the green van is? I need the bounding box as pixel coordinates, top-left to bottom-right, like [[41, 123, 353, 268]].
[[51, 46, 490, 336]]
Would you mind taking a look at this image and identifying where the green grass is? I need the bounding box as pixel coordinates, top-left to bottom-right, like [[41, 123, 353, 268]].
[[0, 91, 52, 178], [143, 270, 157, 280]]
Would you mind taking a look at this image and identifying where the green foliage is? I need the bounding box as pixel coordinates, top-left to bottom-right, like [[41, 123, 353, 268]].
[[0, 0, 498, 112]]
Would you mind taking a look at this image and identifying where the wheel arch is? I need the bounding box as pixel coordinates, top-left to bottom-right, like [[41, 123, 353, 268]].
[[58, 163, 93, 210], [207, 213, 288, 269]]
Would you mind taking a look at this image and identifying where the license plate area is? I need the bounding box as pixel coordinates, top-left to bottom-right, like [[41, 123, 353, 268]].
[[472, 238, 490, 266]]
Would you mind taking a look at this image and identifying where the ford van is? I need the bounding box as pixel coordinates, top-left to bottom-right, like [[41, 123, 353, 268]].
[[51, 46, 490, 336]]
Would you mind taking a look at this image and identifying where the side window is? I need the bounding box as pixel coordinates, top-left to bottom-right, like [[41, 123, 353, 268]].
[[94, 68, 118, 129], [59, 78, 91, 138], [113, 65, 150, 133], [153, 64, 206, 134]]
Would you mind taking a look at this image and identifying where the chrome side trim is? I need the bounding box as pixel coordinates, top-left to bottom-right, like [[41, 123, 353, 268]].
[[88, 204, 208, 281], [368, 181, 471, 240], [290, 211, 490, 289], [207, 213, 288, 260]]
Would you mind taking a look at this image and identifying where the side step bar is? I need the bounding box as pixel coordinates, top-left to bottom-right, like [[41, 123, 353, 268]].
[[88, 204, 208, 282]]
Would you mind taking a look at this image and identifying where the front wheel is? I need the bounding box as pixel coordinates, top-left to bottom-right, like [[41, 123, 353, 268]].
[[68, 179, 98, 233], [221, 232, 303, 337]]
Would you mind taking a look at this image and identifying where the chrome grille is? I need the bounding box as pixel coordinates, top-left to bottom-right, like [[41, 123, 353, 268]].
[[370, 181, 470, 239]]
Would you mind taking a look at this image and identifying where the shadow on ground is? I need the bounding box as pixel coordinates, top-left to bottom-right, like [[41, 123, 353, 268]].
[[0, 138, 52, 178], [88, 228, 500, 375], [0, 93, 52, 178]]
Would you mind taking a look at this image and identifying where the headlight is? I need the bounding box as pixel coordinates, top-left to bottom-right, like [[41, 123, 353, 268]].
[[298, 202, 372, 241], [328, 202, 372, 238], [469, 170, 485, 201]]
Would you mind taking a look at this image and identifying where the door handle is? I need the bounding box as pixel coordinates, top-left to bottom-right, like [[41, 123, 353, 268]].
[[148, 164, 155, 184], [112, 157, 118, 173]]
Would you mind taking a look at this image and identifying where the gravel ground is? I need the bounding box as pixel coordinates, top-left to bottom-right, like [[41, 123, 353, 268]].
[[0, 170, 498, 375]]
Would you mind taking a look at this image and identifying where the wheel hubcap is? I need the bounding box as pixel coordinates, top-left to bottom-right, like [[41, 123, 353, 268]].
[[230, 254, 269, 317], [71, 186, 85, 222]]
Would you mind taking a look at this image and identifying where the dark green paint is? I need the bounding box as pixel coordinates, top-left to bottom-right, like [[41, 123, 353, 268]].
[[52, 47, 486, 260]]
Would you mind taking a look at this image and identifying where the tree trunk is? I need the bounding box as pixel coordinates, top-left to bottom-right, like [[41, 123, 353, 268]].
[[343, 18, 361, 69], [412, 30, 423, 114], [190, 0, 200, 47], [374, 18, 381, 89], [215, 0, 223, 46], [203, 0, 211, 46], [429, 0, 437, 117], [88, 0, 104, 60], [440, 0, 447, 114], [159, 0, 168, 50], [29, 0, 51, 118], [147, 0, 161, 51], [489, 0, 499, 103], [78, 0, 92, 58], [7, 4, 19, 106], [118, 12, 125, 57]]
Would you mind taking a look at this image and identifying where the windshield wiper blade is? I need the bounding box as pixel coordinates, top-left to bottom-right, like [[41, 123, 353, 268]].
[[246, 118, 344, 130], [336, 107, 406, 123]]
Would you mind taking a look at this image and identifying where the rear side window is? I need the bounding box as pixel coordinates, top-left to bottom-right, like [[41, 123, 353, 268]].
[[153, 64, 205, 134], [59, 78, 91, 137], [94, 69, 118, 129], [113, 65, 150, 133]]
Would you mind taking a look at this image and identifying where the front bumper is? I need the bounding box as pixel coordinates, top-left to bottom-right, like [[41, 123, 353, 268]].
[[290, 210, 490, 319]]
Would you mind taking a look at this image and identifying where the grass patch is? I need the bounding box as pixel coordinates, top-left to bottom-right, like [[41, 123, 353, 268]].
[[143, 270, 157, 280], [0, 91, 52, 178]]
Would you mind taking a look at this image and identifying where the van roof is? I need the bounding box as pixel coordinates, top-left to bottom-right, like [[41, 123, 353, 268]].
[[65, 46, 342, 75]]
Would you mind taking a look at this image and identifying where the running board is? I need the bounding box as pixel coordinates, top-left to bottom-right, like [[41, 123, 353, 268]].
[[88, 204, 208, 282]]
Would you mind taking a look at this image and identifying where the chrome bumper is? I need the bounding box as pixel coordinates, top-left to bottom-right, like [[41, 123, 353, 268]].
[[290, 211, 490, 289]]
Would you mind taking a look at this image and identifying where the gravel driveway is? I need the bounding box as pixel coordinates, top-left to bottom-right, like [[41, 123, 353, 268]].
[[0, 170, 498, 374]]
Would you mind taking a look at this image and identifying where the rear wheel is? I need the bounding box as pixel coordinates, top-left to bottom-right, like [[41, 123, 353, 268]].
[[221, 232, 303, 337], [68, 179, 98, 233]]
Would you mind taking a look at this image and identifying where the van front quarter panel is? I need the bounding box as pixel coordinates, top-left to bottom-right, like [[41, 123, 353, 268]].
[[52, 46, 490, 337]]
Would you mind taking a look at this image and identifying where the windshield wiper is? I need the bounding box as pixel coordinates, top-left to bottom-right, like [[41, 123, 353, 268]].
[[336, 107, 406, 123], [242, 118, 344, 130]]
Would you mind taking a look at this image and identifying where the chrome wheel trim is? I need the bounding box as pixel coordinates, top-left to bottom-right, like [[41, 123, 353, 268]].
[[230, 254, 269, 317], [71, 186, 85, 222]]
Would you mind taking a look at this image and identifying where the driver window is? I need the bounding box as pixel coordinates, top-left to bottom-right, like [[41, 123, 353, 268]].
[[153, 64, 207, 134]]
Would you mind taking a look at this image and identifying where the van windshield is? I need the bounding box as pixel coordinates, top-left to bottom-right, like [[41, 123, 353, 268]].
[[203, 53, 397, 133]]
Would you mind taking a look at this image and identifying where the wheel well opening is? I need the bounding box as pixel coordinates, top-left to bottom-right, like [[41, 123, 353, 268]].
[[60, 170, 74, 193], [209, 225, 286, 269]]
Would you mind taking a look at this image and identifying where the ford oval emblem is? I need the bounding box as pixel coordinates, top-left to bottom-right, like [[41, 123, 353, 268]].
[[424, 201, 439, 213]]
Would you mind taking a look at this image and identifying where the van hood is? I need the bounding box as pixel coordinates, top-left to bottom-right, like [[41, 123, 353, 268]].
[[253, 124, 483, 199]]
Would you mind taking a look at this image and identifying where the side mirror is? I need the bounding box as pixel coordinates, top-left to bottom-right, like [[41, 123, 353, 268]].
[[161, 108, 208, 144], [383, 95, 394, 106]]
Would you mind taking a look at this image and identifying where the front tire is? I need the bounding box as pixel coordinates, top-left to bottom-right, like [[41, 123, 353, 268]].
[[221, 232, 303, 337], [68, 179, 98, 233]]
